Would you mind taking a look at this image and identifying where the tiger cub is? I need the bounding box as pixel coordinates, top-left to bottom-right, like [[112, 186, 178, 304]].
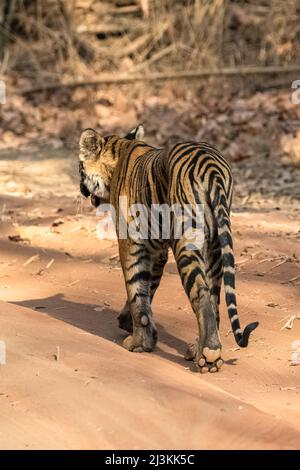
[[79, 125, 258, 373]]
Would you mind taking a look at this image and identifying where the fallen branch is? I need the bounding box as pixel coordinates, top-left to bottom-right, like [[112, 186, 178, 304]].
[[21, 64, 300, 95]]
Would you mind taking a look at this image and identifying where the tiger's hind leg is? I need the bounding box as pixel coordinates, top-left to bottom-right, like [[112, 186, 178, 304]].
[[119, 243, 158, 353], [210, 273, 222, 330], [207, 239, 223, 330], [173, 240, 223, 373], [118, 248, 168, 333], [184, 286, 224, 373]]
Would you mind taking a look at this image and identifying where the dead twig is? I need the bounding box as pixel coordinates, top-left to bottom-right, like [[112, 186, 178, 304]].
[[262, 258, 289, 274], [23, 254, 40, 266], [280, 315, 300, 330], [46, 258, 55, 269]]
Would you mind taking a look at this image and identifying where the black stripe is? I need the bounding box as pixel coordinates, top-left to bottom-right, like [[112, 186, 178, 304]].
[[228, 307, 237, 315], [209, 262, 223, 279], [210, 285, 221, 296], [225, 292, 236, 305], [231, 318, 240, 330], [127, 271, 151, 284], [131, 248, 146, 257], [219, 232, 233, 249], [169, 145, 200, 173], [185, 267, 204, 297], [223, 252, 234, 267], [218, 217, 230, 229], [123, 142, 151, 178], [131, 292, 149, 303], [178, 254, 199, 270], [127, 255, 150, 270]]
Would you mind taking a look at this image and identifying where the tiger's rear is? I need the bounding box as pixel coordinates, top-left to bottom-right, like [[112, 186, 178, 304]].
[[166, 142, 258, 354]]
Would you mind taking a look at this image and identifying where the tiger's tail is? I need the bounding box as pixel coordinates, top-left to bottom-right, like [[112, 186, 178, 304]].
[[213, 190, 258, 347]]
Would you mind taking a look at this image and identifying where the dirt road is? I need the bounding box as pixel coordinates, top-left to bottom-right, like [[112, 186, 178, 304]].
[[0, 149, 299, 449]]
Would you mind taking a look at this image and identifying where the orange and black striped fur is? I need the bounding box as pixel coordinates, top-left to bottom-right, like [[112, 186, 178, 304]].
[[79, 125, 258, 372]]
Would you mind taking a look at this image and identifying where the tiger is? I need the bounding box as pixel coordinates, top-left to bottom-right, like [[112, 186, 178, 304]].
[[78, 125, 258, 373]]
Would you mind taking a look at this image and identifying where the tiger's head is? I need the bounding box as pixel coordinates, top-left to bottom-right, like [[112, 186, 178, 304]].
[[78, 125, 144, 207]]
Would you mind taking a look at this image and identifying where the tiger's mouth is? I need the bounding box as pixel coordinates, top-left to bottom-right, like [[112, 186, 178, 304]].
[[80, 176, 109, 208], [91, 194, 101, 208], [80, 182, 101, 208]]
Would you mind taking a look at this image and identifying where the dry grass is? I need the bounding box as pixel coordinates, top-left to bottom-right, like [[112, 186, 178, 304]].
[[1, 0, 299, 86]]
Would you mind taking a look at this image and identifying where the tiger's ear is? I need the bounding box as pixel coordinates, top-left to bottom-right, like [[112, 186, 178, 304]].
[[125, 124, 145, 141], [79, 128, 104, 161]]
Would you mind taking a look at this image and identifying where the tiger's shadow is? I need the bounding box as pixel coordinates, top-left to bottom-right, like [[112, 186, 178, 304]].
[[13, 293, 237, 369]]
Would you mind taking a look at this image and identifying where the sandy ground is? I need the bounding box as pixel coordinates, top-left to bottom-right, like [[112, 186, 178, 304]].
[[0, 148, 299, 449]]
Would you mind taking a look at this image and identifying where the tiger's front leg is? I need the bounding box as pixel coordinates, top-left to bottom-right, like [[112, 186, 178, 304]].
[[117, 302, 133, 333], [118, 248, 168, 333], [119, 241, 158, 353]]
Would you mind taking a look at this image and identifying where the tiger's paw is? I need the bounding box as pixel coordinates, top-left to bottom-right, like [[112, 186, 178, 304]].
[[197, 350, 223, 373], [122, 319, 157, 353], [185, 342, 223, 373]]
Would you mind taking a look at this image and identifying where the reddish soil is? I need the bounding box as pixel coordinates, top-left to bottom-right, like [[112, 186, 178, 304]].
[[0, 149, 299, 449]]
